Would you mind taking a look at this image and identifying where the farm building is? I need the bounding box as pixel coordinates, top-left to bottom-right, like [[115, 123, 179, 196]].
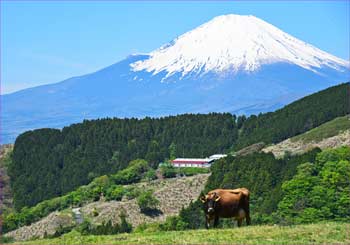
[[209, 154, 227, 160], [171, 154, 228, 168], [171, 158, 214, 168]]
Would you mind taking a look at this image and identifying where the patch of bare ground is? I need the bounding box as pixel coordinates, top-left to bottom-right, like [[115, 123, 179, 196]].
[[262, 130, 350, 158], [4, 211, 75, 241], [81, 174, 209, 227]]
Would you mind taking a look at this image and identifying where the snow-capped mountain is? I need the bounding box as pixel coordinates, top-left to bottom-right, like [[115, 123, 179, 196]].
[[132, 15, 348, 77], [2, 14, 349, 143]]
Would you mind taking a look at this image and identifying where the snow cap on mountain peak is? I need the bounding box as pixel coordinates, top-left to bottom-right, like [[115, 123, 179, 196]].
[[131, 14, 349, 78]]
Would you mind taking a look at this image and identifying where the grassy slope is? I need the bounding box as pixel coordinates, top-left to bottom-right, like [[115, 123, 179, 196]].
[[23, 222, 350, 245], [291, 115, 350, 143]]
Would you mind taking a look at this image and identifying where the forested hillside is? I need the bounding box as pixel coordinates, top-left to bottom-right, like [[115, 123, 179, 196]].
[[234, 82, 350, 150], [9, 113, 237, 209], [262, 115, 350, 157], [8, 82, 349, 210], [276, 147, 350, 224]]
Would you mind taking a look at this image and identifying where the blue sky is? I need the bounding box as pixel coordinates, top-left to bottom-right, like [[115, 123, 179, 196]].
[[1, 1, 349, 94]]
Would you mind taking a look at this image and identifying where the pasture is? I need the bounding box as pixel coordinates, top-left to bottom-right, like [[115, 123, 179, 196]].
[[22, 222, 349, 244]]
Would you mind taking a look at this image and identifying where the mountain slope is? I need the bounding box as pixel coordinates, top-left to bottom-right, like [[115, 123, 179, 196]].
[[262, 115, 350, 157], [234, 82, 350, 150], [2, 14, 349, 143]]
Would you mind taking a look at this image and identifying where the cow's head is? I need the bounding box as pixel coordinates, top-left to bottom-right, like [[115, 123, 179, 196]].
[[200, 192, 221, 214]]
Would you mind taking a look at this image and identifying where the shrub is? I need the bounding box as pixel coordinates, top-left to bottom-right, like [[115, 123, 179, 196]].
[[105, 185, 125, 201], [44, 224, 75, 238], [134, 222, 161, 233], [159, 216, 188, 231], [160, 164, 176, 178], [0, 235, 14, 244], [77, 212, 132, 235], [178, 167, 209, 176], [137, 190, 160, 213], [111, 159, 149, 184], [144, 169, 157, 181], [124, 186, 141, 200]]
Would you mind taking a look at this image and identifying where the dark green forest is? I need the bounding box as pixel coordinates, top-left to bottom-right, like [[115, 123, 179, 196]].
[[8, 82, 350, 211], [234, 82, 350, 149]]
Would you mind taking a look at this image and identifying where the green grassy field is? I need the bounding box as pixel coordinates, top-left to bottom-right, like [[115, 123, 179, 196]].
[[291, 115, 350, 143], [21, 222, 349, 244]]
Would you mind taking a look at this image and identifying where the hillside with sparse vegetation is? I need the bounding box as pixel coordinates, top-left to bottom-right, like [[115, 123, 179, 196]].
[[3, 170, 209, 241], [262, 115, 350, 157]]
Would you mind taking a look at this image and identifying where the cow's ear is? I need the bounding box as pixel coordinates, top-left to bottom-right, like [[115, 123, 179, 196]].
[[215, 196, 221, 202], [200, 195, 206, 203]]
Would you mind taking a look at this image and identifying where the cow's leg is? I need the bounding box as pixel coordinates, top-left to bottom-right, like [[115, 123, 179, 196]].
[[213, 215, 219, 228], [246, 210, 251, 225], [244, 204, 251, 226], [205, 215, 212, 229], [205, 217, 210, 229], [237, 218, 243, 227]]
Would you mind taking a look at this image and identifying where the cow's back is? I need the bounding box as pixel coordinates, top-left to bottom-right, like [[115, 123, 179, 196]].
[[209, 188, 249, 200], [208, 189, 248, 218]]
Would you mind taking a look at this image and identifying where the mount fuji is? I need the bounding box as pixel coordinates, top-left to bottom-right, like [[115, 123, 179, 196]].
[[2, 14, 349, 143]]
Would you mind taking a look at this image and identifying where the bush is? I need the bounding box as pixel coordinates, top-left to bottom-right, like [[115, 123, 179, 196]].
[[44, 224, 75, 238], [0, 236, 14, 244], [105, 185, 125, 201], [124, 186, 141, 200], [137, 190, 160, 213], [144, 169, 157, 181], [159, 216, 188, 231], [134, 222, 161, 233], [111, 159, 149, 184], [77, 212, 132, 235], [135, 216, 188, 232], [178, 167, 210, 176], [160, 164, 176, 178], [118, 211, 133, 233]]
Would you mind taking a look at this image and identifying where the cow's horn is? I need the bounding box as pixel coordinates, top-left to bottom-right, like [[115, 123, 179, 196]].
[[215, 195, 221, 202]]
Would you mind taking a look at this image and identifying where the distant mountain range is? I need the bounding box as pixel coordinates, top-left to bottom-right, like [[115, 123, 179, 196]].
[[2, 14, 349, 143]]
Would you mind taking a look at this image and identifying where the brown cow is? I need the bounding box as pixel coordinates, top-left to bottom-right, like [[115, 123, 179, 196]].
[[200, 188, 251, 228]]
